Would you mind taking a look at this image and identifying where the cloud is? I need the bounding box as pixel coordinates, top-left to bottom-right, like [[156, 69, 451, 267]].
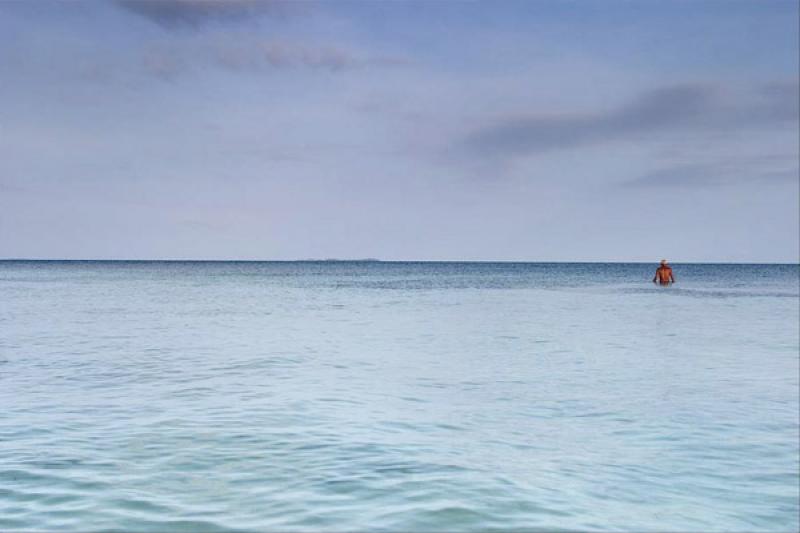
[[112, 1, 405, 77], [624, 161, 799, 188], [462, 82, 799, 157], [137, 39, 405, 78], [116, 0, 304, 29], [0, 182, 27, 194], [214, 41, 357, 71], [0, 1, 406, 85], [754, 80, 800, 123]]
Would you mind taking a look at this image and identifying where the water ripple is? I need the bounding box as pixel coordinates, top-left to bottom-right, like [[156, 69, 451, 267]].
[[0, 261, 797, 531]]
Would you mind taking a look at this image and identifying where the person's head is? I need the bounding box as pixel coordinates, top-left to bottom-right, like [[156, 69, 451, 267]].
[[660, 259, 668, 266]]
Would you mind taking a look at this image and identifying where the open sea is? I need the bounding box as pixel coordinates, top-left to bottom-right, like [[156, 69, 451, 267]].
[[1, 261, 798, 532]]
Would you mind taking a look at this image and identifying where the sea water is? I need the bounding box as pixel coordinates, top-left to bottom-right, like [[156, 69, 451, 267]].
[[1, 261, 798, 531]]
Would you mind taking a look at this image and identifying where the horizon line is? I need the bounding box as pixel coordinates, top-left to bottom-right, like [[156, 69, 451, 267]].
[[1, 258, 798, 265]]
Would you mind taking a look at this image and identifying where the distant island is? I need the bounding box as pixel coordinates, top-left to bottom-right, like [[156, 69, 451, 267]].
[[302, 258, 382, 262]]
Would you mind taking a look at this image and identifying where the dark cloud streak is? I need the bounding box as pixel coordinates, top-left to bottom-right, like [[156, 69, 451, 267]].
[[463, 82, 799, 157], [116, 0, 306, 28], [624, 162, 799, 188], [214, 41, 358, 72], [136, 40, 405, 79]]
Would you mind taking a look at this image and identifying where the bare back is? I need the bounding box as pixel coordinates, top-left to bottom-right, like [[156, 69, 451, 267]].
[[655, 266, 674, 285]]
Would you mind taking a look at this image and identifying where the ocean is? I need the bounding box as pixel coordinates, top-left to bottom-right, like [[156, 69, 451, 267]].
[[1, 261, 798, 531]]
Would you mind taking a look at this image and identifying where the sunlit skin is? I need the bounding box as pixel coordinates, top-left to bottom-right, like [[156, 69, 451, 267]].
[[653, 260, 676, 285]]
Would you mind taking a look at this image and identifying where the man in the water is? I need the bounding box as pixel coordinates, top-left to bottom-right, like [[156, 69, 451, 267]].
[[653, 259, 675, 285]]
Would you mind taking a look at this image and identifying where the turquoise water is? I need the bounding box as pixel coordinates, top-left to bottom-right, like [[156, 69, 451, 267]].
[[1, 261, 798, 531]]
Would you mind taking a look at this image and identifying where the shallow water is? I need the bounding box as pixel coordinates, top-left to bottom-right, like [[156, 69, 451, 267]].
[[1, 261, 798, 531]]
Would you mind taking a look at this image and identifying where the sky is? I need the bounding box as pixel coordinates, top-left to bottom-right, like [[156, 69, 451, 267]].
[[0, 0, 798, 262]]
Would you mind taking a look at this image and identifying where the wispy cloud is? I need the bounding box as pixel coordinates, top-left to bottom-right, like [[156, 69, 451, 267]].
[[108, 2, 404, 78], [462, 82, 799, 157], [754, 80, 800, 122], [624, 160, 799, 188], [213, 41, 358, 71], [116, 0, 305, 29], [137, 39, 405, 79], [0, 182, 27, 194]]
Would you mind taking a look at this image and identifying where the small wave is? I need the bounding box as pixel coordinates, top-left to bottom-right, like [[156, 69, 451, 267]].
[[615, 286, 799, 299]]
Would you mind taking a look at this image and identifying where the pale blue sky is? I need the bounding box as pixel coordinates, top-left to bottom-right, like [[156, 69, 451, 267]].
[[1, 0, 797, 261]]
